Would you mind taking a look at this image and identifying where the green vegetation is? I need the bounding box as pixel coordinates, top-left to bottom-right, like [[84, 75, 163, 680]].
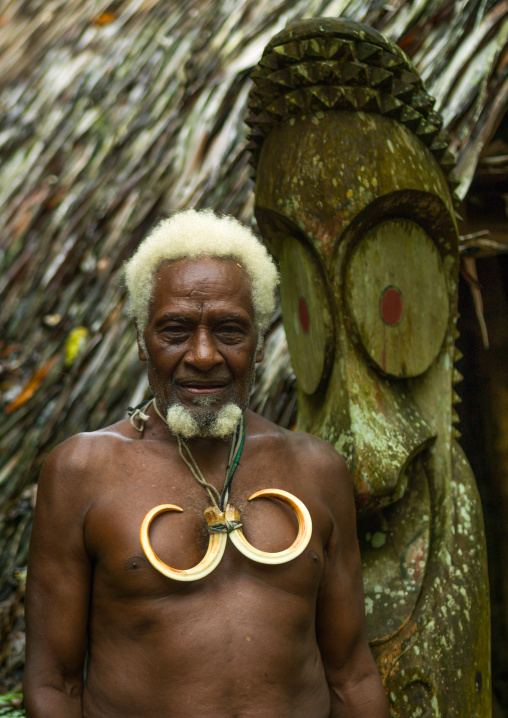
[[0, 692, 24, 717]]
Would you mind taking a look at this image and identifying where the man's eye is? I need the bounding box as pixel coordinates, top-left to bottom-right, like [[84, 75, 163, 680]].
[[218, 325, 243, 338], [163, 326, 188, 336]]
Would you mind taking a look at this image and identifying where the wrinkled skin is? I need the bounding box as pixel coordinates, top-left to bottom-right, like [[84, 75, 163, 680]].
[[139, 258, 263, 419], [23, 258, 389, 718]]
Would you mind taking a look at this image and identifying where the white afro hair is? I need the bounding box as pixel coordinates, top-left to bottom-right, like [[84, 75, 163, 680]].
[[124, 209, 279, 340]]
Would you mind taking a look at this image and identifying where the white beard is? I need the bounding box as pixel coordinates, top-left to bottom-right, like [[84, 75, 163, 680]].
[[165, 402, 242, 439]]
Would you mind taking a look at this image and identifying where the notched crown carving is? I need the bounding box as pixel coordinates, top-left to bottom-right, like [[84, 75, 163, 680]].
[[246, 18, 460, 204]]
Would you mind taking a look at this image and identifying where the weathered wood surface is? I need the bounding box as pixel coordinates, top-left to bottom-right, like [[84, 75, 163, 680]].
[[1, 0, 508, 701], [279, 237, 334, 394], [345, 219, 449, 378], [251, 17, 491, 715]]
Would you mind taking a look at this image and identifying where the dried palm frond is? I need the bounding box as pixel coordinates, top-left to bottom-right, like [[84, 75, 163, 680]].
[[1, 0, 507, 692]]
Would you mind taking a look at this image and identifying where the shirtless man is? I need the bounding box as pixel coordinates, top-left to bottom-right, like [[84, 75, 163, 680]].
[[23, 209, 389, 717]]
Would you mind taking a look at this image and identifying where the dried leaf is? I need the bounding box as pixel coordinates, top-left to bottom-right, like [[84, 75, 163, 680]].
[[4, 356, 60, 414], [92, 12, 117, 26]]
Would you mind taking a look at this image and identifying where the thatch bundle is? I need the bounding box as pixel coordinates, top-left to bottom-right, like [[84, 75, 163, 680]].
[[1, 0, 507, 702]]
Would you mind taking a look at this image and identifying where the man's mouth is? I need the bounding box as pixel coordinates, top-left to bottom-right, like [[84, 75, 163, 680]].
[[177, 380, 229, 395]]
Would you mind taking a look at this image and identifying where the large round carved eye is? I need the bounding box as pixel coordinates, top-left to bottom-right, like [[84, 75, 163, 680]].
[[344, 219, 449, 378], [278, 238, 334, 395]]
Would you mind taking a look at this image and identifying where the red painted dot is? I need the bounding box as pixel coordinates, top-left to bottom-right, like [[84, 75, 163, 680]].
[[298, 298, 310, 333], [380, 287, 403, 326]]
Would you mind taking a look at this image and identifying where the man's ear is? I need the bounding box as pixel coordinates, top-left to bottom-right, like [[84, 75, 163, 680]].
[[255, 341, 265, 364], [136, 327, 147, 361]]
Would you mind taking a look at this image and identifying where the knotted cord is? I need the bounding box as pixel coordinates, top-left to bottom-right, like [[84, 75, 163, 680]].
[[127, 398, 153, 432]]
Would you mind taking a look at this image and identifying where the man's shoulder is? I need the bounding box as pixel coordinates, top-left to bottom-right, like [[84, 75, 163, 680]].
[[247, 411, 350, 480], [41, 418, 136, 482]]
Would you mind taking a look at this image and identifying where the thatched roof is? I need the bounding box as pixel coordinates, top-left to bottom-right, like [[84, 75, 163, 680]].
[[1, 0, 508, 696]]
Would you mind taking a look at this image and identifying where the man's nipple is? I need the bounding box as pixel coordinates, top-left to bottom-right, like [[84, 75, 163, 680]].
[[124, 555, 149, 571]]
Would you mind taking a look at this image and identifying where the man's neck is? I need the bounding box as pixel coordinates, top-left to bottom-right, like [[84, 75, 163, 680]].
[[150, 402, 242, 468]]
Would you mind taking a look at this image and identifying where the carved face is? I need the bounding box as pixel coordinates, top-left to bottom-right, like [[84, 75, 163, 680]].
[[256, 109, 458, 499], [254, 110, 460, 640], [250, 19, 489, 715]]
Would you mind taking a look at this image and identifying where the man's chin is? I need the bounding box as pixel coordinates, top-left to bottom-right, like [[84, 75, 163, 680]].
[[165, 402, 243, 440], [177, 384, 226, 405], [189, 395, 222, 408]]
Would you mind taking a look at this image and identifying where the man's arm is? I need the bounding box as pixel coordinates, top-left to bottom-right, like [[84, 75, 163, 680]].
[[23, 439, 92, 718], [315, 450, 390, 718]]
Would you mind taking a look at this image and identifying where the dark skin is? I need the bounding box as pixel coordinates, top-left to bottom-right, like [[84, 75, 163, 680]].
[[24, 257, 389, 717]]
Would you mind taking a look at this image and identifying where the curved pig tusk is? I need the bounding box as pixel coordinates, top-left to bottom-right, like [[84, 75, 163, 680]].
[[140, 504, 227, 581], [225, 489, 312, 565]]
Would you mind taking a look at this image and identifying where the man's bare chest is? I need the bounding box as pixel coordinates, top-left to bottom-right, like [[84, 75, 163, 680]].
[[82, 440, 325, 601]]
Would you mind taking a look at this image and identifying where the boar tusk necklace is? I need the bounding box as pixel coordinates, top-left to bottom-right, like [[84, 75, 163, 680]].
[[138, 400, 312, 581]]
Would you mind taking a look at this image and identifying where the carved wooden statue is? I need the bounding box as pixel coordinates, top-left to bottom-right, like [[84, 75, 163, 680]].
[[247, 18, 490, 717]]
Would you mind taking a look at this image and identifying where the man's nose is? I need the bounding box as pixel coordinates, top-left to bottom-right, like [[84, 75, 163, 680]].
[[185, 327, 223, 371]]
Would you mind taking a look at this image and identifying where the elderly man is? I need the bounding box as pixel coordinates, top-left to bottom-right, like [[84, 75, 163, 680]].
[[23, 210, 389, 717]]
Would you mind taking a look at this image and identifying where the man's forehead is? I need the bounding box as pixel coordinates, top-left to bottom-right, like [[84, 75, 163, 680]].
[[150, 256, 255, 314]]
